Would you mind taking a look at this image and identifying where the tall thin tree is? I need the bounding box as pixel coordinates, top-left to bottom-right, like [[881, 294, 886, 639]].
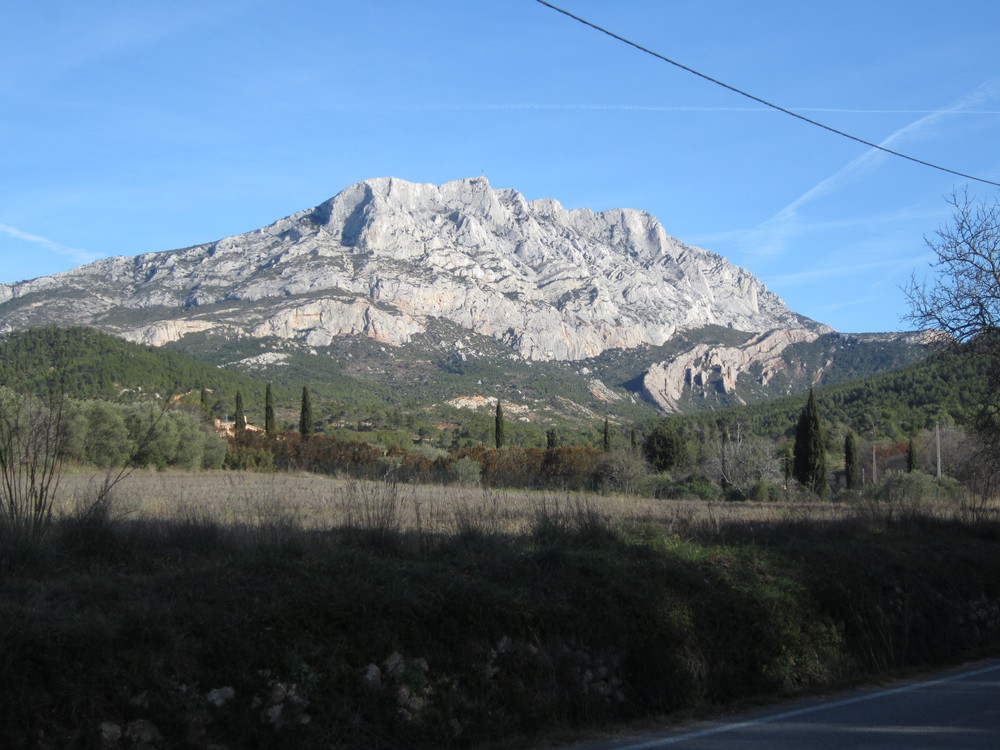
[[494, 400, 505, 449], [793, 389, 827, 495], [264, 383, 275, 434], [782, 440, 794, 484], [200, 387, 212, 420], [546, 428, 558, 450], [844, 432, 860, 490], [906, 438, 918, 473], [234, 391, 246, 432], [602, 417, 611, 452], [299, 386, 313, 436]]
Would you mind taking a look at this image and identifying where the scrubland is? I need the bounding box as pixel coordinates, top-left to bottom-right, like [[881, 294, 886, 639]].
[[55, 470, 862, 536], [3, 470, 1000, 749]]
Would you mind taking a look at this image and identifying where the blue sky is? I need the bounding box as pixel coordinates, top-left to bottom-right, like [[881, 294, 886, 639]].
[[2, 0, 999, 333]]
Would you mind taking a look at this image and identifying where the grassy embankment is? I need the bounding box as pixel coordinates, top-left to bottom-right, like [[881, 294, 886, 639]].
[[3, 471, 1000, 749]]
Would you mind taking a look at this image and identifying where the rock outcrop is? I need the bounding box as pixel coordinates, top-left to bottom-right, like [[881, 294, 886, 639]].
[[0, 177, 824, 361], [641, 328, 822, 411]]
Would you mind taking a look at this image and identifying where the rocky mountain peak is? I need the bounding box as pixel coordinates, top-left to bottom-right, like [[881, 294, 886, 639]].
[[0, 177, 827, 361]]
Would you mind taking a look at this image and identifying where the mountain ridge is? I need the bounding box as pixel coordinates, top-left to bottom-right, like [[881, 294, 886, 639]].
[[0, 176, 825, 361], [0, 177, 926, 413]]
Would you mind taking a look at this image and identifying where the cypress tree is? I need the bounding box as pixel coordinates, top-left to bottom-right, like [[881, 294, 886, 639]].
[[264, 383, 275, 434], [844, 432, 860, 490], [546, 428, 558, 450], [793, 389, 827, 495], [630, 426, 638, 454], [494, 400, 505, 449], [643, 419, 687, 472], [200, 387, 212, 420], [906, 438, 917, 473], [602, 417, 611, 452], [299, 386, 313, 436], [234, 390, 246, 432]]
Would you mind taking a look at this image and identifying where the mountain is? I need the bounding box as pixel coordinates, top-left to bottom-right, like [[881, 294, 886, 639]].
[[0, 177, 821, 356], [0, 177, 924, 413]]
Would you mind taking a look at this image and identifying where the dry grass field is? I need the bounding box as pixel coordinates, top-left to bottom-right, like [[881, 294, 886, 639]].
[[6, 468, 998, 749], [54, 468, 941, 539]]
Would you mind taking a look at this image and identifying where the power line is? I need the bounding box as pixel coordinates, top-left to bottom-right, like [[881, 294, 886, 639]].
[[534, 0, 1000, 189]]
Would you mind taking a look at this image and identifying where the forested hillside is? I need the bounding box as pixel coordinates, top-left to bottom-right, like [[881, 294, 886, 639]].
[[0, 327, 271, 415], [675, 346, 985, 442], [0, 325, 985, 454]]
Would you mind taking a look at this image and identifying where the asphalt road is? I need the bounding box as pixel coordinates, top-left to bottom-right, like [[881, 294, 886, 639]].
[[550, 659, 1000, 750]]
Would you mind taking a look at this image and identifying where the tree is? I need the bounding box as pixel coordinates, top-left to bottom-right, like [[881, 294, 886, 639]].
[[168, 410, 207, 471], [75, 400, 130, 468], [200, 387, 212, 420], [904, 192, 1000, 448], [299, 386, 313, 436], [546, 428, 558, 450], [844, 432, 860, 489], [0, 387, 67, 541], [711, 425, 782, 500], [643, 419, 688, 473], [264, 383, 275, 434], [234, 390, 246, 432], [793, 389, 827, 495], [602, 417, 611, 452], [905, 191, 1000, 344], [781, 440, 794, 484], [906, 438, 918, 473], [123, 402, 180, 468], [494, 400, 505, 449]]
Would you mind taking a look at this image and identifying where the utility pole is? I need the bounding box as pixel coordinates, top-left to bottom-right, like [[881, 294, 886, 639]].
[[936, 422, 942, 478], [867, 414, 878, 486]]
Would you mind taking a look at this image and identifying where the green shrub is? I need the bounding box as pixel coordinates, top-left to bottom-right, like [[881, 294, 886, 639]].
[[750, 481, 783, 503], [592, 450, 648, 495], [225, 438, 276, 472], [65, 400, 131, 467], [201, 428, 228, 469], [834, 488, 863, 505], [649, 472, 674, 498], [932, 475, 965, 503], [655, 475, 721, 501], [409, 443, 447, 462], [874, 471, 934, 508], [444, 456, 481, 486], [643, 419, 689, 472], [539, 446, 602, 490]]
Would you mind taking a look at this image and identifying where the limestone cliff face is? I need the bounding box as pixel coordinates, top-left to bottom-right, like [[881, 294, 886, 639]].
[[0, 177, 822, 361], [641, 329, 822, 412]]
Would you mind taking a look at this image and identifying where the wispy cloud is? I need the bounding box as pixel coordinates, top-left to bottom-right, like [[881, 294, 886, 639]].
[[323, 102, 1000, 114], [0, 223, 100, 265], [0, 5, 239, 95], [695, 209, 917, 247], [767, 254, 932, 288], [737, 80, 1000, 259], [797, 108, 1000, 115]]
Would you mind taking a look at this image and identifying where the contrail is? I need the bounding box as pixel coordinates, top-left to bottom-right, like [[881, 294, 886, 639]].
[[748, 81, 1000, 258], [328, 102, 1000, 114], [535, 0, 1000, 187], [768, 255, 931, 287], [0, 223, 99, 266]]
